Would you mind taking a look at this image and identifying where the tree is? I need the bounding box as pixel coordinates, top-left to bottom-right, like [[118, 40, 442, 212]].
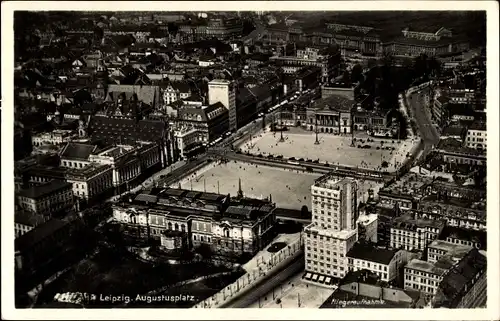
[[351, 64, 364, 84], [381, 161, 389, 168], [300, 205, 310, 218], [342, 70, 351, 85]]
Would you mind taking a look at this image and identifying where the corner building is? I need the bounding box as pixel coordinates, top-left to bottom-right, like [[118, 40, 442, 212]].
[[304, 176, 358, 286]]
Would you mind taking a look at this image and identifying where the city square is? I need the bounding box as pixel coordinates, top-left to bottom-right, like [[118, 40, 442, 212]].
[[240, 128, 418, 173], [177, 160, 322, 210]]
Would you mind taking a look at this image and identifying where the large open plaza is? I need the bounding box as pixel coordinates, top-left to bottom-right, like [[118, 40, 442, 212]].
[[240, 128, 418, 173], [176, 161, 322, 210]]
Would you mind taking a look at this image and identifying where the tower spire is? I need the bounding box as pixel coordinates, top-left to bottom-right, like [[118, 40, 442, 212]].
[[237, 178, 243, 198]]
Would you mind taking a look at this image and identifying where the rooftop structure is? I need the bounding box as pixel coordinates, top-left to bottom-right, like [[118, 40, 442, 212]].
[[17, 180, 72, 200]]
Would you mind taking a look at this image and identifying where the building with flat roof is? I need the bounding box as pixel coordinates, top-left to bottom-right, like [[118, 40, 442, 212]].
[[303, 177, 358, 286], [427, 239, 473, 263], [378, 173, 434, 210], [390, 214, 445, 251], [208, 79, 236, 132]]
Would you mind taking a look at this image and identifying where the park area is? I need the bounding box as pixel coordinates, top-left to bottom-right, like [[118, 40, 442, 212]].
[[240, 128, 418, 173], [177, 161, 321, 210], [34, 246, 242, 308]]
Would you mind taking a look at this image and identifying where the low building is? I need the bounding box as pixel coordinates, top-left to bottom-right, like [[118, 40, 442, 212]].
[[417, 194, 486, 231], [378, 173, 434, 210], [390, 214, 445, 251], [347, 242, 407, 282], [17, 180, 74, 217], [321, 270, 424, 308], [436, 138, 486, 166], [161, 80, 193, 106], [432, 249, 487, 308], [14, 210, 48, 238]]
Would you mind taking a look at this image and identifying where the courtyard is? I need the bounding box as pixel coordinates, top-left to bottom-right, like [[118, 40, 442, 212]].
[[240, 127, 418, 173], [177, 161, 322, 210]]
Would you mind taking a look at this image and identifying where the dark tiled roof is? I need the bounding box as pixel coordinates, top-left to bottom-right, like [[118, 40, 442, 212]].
[[60, 142, 98, 161], [15, 216, 78, 252], [15, 210, 47, 227], [346, 242, 399, 265], [433, 249, 486, 308], [17, 180, 72, 199], [439, 226, 487, 250], [89, 116, 167, 146]]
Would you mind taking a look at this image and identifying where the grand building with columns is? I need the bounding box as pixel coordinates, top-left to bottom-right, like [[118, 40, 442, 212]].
[[305, 94, 355, 134], [111, 187, 277, 258]]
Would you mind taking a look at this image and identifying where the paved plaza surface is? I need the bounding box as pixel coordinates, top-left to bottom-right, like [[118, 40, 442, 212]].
[[176, 161, 321, 210], [247, 272, 335, 309], [240, 128, 418, 173]]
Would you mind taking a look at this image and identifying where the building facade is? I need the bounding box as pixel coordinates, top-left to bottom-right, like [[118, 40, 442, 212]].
[[208, 79, 237, 132], [17, 180, 74, 217], [304, 176, 358, 286]]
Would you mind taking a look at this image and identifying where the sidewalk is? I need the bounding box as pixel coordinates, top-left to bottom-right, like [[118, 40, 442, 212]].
[[242, 233, 301, 273]]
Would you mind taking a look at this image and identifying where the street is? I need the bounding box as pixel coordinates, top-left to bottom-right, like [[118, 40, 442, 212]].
[[406, 88, 440, 160], [220, 254, 305, 308]]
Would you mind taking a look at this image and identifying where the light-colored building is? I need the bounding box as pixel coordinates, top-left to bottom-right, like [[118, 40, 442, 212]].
[[65, 164, 113, 202], [303, 176, 358, 286], [356, 213, 378, 243], [305, 94, 354, 134], [162, 81, 193, 106], [32, 130, 76, 147], [17, 180, 74, 216], [208, 79, 237, 131], [427, 239, 472, 263], [464, 121, 486, 150], [404, 259, 447, 297], [89, 142, 160, 189], [112, 188, 277, 257], [347, 243, 407, 282], [174, 126, 205, 159], [390, 215, 445, 251]]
